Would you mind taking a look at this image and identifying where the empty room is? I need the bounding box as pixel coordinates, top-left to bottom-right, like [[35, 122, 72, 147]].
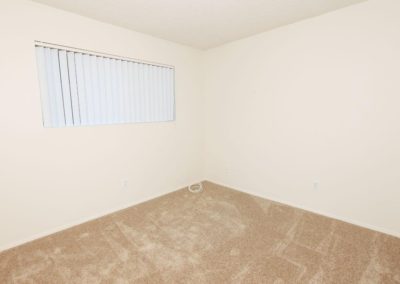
[[1, 0, 399, 283]]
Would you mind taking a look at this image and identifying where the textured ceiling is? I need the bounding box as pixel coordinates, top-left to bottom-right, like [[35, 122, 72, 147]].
[[31, 0, 367, 49]]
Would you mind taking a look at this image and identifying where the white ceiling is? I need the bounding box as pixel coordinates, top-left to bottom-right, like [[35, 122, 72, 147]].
[[32, 0, 366, 49]]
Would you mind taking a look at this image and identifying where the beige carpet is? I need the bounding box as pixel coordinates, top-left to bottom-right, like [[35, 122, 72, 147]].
[[0, 182, 399, 283]]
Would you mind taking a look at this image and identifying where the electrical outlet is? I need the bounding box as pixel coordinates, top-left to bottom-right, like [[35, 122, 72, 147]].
[[121, 179, 129, 189]]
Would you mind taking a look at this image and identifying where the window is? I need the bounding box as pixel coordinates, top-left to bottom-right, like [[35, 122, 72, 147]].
[[35, 42, 175, 127]]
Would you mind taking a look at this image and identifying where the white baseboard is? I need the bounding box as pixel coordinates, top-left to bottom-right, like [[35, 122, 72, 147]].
[[0, 182, 194, 252], [2, 179, 397, 252], [206, 179, 400, 238]]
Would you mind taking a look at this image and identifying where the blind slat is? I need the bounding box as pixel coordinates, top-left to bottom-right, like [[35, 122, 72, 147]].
[[74, 53, 89, 125], [58, 50, 73, 126], [48, 48, 65, 127], [66, 52, 81, 125]]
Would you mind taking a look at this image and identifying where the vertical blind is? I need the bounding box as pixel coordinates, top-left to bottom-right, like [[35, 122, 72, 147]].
[[35, 43, 175, 127]]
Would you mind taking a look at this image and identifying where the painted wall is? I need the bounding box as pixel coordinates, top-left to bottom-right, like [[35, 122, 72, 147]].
[[1, 0, 399, 250], [204, 0, 400, 236], [0, 0, 204, 249]]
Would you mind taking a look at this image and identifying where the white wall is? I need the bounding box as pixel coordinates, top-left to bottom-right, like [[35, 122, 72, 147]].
[[1, 0, 399, 251], [204, 0, 400, 237], [0, 0, 204, 249]]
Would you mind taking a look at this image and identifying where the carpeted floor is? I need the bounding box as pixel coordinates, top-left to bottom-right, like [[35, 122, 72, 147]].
[[0, 181, 399, 283]]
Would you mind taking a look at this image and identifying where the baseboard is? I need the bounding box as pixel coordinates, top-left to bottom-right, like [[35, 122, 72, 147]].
[[0, 182, 195, 252], [205, 179, 400, 238], [3, 179, 397, 252]]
